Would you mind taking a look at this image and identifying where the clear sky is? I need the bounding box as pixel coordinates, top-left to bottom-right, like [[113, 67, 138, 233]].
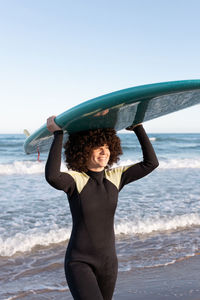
[[1, 0, 200, 133]]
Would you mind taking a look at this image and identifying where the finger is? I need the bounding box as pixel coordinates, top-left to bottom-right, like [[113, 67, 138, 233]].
[[47, 116, 56, 125]]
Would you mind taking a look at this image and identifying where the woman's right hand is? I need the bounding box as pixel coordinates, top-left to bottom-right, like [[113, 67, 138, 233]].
[[47, 116, 62, 133]]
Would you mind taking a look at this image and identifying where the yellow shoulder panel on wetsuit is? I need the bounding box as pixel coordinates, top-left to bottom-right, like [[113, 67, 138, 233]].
[[105, 166, 131, 190], [67, 171, 90, 194]]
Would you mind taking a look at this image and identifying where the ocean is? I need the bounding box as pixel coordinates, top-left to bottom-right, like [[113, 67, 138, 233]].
[[1, 132, 200, 299]]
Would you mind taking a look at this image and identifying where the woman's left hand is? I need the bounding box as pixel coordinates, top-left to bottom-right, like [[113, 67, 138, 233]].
[[126, 123, 142, 131]]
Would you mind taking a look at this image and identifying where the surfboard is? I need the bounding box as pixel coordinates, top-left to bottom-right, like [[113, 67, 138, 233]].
[[24, 80, 200, 154]]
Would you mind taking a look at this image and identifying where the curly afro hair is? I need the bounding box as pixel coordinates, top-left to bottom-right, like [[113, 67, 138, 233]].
[[64, 128, 122, 172]]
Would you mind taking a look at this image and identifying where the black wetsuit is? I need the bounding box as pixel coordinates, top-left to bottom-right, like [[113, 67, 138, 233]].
[[45, 125, 159, 300]]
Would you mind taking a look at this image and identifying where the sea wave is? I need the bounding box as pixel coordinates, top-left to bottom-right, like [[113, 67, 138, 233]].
[[149, 137, 157, 142], [0, 161, 46, 175], [1, 213, 200, 257], [158, 158, 200, 169], [140, 253, 198, 269], [115, 213, 200, 236], [1, 158, 200, 175], [0, 227, 71, 257]]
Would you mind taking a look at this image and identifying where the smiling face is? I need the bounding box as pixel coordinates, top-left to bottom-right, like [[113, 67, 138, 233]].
[[86, 144, 110, 172], [64, 128, 122, 173]]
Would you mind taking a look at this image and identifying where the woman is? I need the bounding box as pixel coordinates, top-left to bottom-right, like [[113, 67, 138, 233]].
[[45, 116, 159, 300]]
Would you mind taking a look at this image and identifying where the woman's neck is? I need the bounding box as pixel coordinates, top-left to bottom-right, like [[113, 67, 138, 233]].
[[87, 167, 104, 172]]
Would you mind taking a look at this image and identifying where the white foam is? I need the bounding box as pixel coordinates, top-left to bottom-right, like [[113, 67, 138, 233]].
[[118, 158, 200, 169], [0, 226, 71, 257], [159, 158, 200, 169], [1, 157, 200, 175], [0, 161, 67, 175], [114, 213, 200, 236], [149, 137, 156, 142], [1, 213, 200, 257], [143, 252, 198, 269], [0, 161, 44, 175]]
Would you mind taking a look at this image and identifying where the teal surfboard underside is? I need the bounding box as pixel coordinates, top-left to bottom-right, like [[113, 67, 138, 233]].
[[24, 80, 200, 154]]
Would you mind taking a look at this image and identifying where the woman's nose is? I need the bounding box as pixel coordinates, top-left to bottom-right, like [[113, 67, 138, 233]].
[[100, 147, 107, 155]]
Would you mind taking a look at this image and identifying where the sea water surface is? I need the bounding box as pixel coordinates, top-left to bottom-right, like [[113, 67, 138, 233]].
[[0, 132, 200, 299]]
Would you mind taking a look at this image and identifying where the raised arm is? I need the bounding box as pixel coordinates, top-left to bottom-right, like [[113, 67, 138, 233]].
[[119, 124, 159, 190], [45, 117, 75, 194]]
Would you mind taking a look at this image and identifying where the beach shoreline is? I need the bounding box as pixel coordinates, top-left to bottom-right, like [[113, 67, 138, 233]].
[[2, 253, 200, 300], [115, 254, 200, 300]]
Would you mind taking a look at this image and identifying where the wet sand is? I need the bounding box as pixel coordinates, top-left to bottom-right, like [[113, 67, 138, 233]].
[[2, 252, 200, 300], [116, 254, 200, 300]]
